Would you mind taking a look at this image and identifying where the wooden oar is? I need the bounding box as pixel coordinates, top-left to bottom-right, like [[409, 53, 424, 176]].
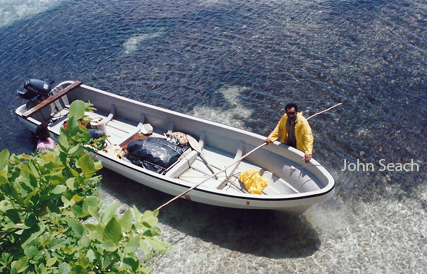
[[156, 143, 266, 211], [186, 134, 217, 179]]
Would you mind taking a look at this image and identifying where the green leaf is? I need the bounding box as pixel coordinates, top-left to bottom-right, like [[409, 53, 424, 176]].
[[74, 126, 91, 143], [0, 182, 24, 204], [139, 238, 150, 254], [69, 167, 80, 177], [102, 239, 117, 252], [24, 214, 37, 228], [5, 209, 21, 223], [20, 222, 45, 248], [82, 196, 99, 212], [0, 149, 9, 171], [58, 128, 69, 148], [66, 117, 80, 137], [23, 190, 39, 206], [40, 152, 54, 163], [71, 205, 83, 218], [46, 174, 63, 186], [68, 144, 83, 156], [0, 174, 9, 186], [38, 234, 50, 247], [103, 216, 122, 244], [146, 238, 169, 252], [58, 262, 70, 274], [88, 205, 100, 220], [133, 205, 142, 224], [101, 253, 113, 270], [120, 209, 133, 233], [66, 178, 76, 190], [142, 210, 158, 227], [78, 255, 90, 268], [61, 195, 71, 208], [124, 236, 140, 254], [46, 257, 57, 267], [47, 201, 61, 214], [79, 235, 91, 248], [94, 160, 103, 171], [100, 203, 119, 226], [84, 224, 103, 242], [123, 257, 139, 272], [86, 249, 96, 263], [68, 100, 86, 120], [78, 154, 97, 178], [11, 256, 29, 274], [70, 194, 86, 204], [51, 185, 67, 195], [24, 246, 39, 259], [64, 217, 84, 237], [0, 199, 13, 212]]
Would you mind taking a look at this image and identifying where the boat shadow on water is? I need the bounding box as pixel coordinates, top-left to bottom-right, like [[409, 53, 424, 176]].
[[99, 168, 321, 259]]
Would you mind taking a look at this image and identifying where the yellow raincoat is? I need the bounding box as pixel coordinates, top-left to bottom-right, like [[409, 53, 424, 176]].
[[239, 170, 268, 194], [267, 112, 313, 155]]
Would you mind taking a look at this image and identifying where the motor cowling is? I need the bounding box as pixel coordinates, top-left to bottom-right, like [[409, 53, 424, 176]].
[[17, 79, 52, 99]]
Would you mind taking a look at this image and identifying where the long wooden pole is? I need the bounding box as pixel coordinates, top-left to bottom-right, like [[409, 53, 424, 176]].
[[306, 102, 342, 120], [156, 143, 266, 210]]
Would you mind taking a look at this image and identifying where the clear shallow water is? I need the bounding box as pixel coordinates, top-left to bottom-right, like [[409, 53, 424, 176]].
[[1, 0, 426, 273]]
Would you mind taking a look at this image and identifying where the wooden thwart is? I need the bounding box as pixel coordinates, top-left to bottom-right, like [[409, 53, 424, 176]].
[[22, 80, 82, 118]]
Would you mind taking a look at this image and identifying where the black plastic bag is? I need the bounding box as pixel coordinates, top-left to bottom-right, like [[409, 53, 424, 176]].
[[125, 137, 190, 173], [88, 129, 106, 139]]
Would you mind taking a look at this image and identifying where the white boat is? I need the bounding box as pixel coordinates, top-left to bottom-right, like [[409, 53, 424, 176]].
[[15, 80, 335, 214]]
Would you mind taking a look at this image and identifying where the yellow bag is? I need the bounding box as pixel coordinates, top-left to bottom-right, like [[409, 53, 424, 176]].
[[239, 170, 268, 194]]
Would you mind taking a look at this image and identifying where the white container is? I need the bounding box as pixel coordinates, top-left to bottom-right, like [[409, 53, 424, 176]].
[[90, 117, 107, 134]]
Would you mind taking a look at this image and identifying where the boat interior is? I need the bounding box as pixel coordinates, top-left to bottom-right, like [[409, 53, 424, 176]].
[[19, 83, 327, 197]]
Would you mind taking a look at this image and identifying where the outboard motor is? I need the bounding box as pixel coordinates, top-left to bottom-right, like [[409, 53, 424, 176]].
[[17, 79, 53, 100], [17, 79, 55, 121]]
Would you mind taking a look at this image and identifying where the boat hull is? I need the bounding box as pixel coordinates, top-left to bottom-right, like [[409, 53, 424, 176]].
[[15, 80, 335, 214]]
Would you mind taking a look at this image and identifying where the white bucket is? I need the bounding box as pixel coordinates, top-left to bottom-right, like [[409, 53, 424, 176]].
[[90, 117, 107, 134]]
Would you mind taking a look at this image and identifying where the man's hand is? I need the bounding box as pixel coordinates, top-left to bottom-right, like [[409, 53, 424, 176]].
[[264, 138, 272, 145], [303, 154, 312, 163]]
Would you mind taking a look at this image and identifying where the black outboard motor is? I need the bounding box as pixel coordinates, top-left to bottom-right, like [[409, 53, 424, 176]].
[[17, 79, 53, 100], [17, 79, 56, 121]]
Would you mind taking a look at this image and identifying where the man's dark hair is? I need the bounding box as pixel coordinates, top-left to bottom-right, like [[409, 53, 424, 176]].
[[36, 122, 50, 141], [285, 103, 298, 112]]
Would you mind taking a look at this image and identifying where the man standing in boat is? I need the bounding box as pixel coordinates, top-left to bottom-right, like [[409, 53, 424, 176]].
[[264, 103, 313, 163]]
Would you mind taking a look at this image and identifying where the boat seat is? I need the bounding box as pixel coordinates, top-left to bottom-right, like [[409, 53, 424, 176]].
[[83, 105, 138, 145], [119, 113, 146, 147], [165, 150, 198, 178], [216, 141, 244, 190], [164, 131, 206, 178]]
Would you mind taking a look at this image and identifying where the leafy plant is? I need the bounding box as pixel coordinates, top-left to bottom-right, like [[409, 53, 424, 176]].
[[0, 100, 169, 273]]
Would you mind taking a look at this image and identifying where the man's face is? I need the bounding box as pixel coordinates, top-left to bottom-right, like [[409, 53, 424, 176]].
[[286, 107, 297, 121]]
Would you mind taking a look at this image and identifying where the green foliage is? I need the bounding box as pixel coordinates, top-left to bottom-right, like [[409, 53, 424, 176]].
[[0, 100, 169, 273]]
